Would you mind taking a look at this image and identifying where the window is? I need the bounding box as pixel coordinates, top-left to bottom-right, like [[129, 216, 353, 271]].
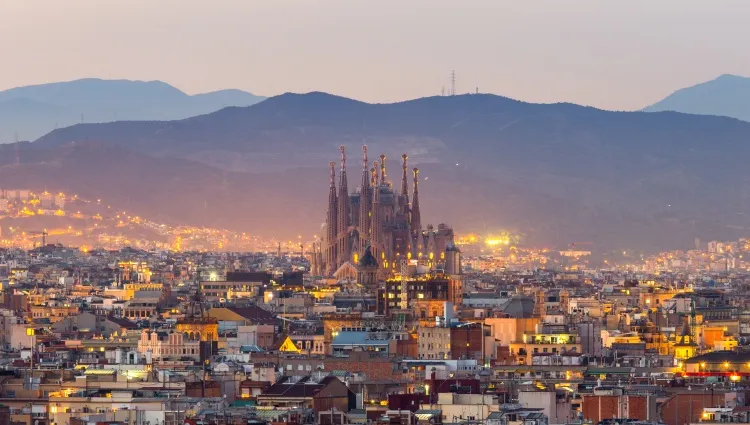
[[6, 390, 15, 398], [298, 365, 304, 371], [286, 364, 292, 370]]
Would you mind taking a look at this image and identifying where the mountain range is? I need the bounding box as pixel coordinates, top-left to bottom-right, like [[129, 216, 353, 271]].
[[644, 74, 750, 121], [24, 91, 750, 254], [0, 78, 265, 141]]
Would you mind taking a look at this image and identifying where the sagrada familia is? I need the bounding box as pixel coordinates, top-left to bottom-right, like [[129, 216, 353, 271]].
[[310, 145, 457, 277]]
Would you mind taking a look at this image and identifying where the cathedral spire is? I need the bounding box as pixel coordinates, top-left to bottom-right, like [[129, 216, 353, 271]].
[[337, 146, 351, 264], [362, 145, 369, 176], [401, 154, 409, 197], [325, 161, 338, 275], [371, 165, 382, 260], [358, 145, 371, 254], [330, 161, 336, 188], [372, 161, 379, 187], [379, 154, 387, 185], [411, 167, 421, 236]]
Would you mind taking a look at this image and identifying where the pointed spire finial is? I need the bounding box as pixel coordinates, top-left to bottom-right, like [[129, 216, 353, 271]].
[[340, 145, 346, 171], [401, 153, 409, 196], [329, 161, 336, 186], [379, 154, 386, 184], [372, 162, 379, 186], [411, 167, 421, 235], [362, 145, 368, 172]]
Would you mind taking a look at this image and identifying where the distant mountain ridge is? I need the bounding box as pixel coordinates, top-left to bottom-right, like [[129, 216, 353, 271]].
[[643, 74, 750, 121], [31, 91, 750, 253], [0, 78, 265, 141]]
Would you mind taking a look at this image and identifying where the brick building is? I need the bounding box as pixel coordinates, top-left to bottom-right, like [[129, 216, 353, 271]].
[[659, 391, 728, 425], [582, 387, 657, 423]]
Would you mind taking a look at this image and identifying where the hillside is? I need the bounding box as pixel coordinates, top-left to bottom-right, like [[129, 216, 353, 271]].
[[30, 92, 750, 253], [643, 74, 750, 121], [0, 78, 265, 141]]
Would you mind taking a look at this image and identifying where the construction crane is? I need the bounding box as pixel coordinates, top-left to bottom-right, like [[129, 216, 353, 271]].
[[29, 230, 48, 248]]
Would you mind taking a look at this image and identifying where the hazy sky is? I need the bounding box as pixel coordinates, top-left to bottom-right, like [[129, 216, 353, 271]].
[[2, 0, 749, 110]]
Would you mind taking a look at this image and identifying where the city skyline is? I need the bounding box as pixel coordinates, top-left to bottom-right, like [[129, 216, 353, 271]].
[[1, 4, 750, 425], [3, 0, 750, 110]]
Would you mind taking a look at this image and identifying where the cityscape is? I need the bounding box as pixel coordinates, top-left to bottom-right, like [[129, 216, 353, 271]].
[[5, 3, 750, 425]]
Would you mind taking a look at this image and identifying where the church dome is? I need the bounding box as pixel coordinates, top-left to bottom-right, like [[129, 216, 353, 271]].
[[358, 245, 379, 268]]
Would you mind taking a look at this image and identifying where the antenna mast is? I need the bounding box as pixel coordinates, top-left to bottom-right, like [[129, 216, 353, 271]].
[[450, 70, 456, 96]]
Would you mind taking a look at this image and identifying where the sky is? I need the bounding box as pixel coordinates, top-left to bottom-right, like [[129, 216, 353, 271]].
[[2, 0, 750, 110]]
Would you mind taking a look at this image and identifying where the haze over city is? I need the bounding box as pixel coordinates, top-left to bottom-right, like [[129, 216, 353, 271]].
[[3, 0, 750, 109]]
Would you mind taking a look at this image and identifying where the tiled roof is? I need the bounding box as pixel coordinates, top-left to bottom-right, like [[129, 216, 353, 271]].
[[685, 350, 750, 364], [259, 375, 339, 398], [225, 306, 278, 325], [331, 331, 390, 346]]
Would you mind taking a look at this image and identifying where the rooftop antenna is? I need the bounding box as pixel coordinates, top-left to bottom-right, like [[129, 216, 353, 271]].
[[441, 86, 445, 96], [450, 70, 456, 96], [14, 133, 19, 165]]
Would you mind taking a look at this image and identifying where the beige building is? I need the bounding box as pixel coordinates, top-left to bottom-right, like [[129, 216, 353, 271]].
[[509, 330, 583, 364], [422, 393, 496, 423], [417, 325, 451, 360], [137, 329, 201, 361], [519, 390, 574, 424], [485, 317, 540, 345], [49, 392, 190, 425], [290, 333, 327, 355]]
